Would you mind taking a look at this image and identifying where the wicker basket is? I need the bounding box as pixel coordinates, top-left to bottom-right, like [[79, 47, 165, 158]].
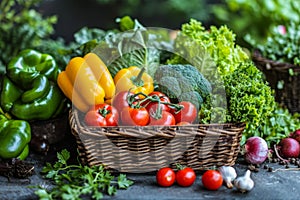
[[253, 51, 300, 114], [69, 109, 245, 173]]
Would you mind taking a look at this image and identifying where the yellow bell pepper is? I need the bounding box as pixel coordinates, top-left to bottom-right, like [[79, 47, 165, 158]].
[[84, 53, 115, 99], [57, 53, 115, 112], [114, 66, 154, 98], [57, 71, 90, 112]]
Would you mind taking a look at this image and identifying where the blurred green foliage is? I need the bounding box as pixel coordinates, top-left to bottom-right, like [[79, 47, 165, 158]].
[[94, 0, 210, 28], [211, 0, 300, 47], [0, 0, 58, 74], [249, 22, 300, 65]]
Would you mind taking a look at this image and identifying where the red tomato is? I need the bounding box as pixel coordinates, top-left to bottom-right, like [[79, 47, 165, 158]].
[[156, 167, 176, 187], [84, 104, 119, 126], [112, 91, 137, 113], [171, 101, 197, 124], [201, 170, 223, 190], [148, 110, 176, 126], [176, 167, 196, 187], [142, 91, 171, 112], [121, 107, 149, 126]]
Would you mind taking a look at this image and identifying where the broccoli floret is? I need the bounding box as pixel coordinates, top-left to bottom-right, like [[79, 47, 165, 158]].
[[166, 64, 211, 98], [179, 91, 203, 110], [157, 76, 182, 99], [154, 64, 211, 108]]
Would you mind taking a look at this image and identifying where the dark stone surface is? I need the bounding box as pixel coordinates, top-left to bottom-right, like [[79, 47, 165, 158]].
[[1, 132, 300, 200]]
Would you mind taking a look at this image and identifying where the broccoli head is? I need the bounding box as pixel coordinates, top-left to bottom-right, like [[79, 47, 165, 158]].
[[154, 64, 211, 109]]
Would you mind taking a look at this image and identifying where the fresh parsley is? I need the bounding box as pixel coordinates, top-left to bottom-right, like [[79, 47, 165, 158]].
[[35, 149, 133, 200]]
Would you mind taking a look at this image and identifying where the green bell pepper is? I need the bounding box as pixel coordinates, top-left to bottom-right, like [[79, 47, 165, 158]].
[[0, 112, 31, 160], [0, 49, 67, 120]]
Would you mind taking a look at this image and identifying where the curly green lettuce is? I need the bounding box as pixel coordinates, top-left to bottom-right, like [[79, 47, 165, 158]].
[[224, 62, 275, 143], [171, 19, 249, 77]]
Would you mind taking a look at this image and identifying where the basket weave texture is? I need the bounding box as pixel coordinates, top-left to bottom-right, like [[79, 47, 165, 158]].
[[253, 51, 300, 114], [69, 109, 245, 173]]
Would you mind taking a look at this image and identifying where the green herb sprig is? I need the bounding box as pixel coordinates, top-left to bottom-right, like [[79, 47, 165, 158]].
[[35, 149, 133, 200]]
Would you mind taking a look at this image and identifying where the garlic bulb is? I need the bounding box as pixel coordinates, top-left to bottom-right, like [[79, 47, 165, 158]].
[[218, 166, 237, 189], [234, 170, 254, 193]]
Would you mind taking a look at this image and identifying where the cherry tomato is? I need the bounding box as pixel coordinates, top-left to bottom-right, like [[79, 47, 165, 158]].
[[156, 167, 176, 187], [112, 91, 138, 113], [84, 103, 119, 126], [148, 110, 175, 126], [143, 91, 171, 112], [171, 101, 197, 124], [121, 106, 149, 126], [201, 170, 223, 190], [176, 167, 196, 187]]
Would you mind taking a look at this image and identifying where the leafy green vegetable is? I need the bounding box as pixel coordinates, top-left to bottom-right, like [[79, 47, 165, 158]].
[[168, 19, 276, 139], [246, 104, 300, 147], [154, 64, 211, 109], [249, 22, 300, 66], [59, 16, 173, 76], [35, 149, 133, 200], [73, 27, 107, 45], [90, 16, 171, 78], [172, 19, 249, 77], [0, 0, 57, 74], [224, 62, 275, 135]]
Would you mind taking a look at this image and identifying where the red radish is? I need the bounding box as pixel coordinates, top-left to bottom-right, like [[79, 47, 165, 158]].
[[244, 136, 269, 164], [278, 138, 300, 158], [291, 129, 300, 143]]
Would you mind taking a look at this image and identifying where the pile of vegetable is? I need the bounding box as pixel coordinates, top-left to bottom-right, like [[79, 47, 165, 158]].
[[166, 19, 276, 144], [243, 132, 300, 173], [2, 7, 300, 198], [0, 48, 68, 162], [156, 165, 254, 193], [61, 17, 277, 144], [58, 51, 203, 126], [0, 49, 67, 120], [0, 15, 288, 161]]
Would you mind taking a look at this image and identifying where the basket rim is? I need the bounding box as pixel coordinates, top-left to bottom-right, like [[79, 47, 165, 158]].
[[69, 108, 246, 129], [252, 50, 300, 71], [69, 108, 246, 140]]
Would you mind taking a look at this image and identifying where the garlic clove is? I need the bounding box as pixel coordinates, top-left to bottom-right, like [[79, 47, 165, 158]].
[[218, 166, 237, 189], [234, 170, 254, 193], [224, 177, 234, 189]]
